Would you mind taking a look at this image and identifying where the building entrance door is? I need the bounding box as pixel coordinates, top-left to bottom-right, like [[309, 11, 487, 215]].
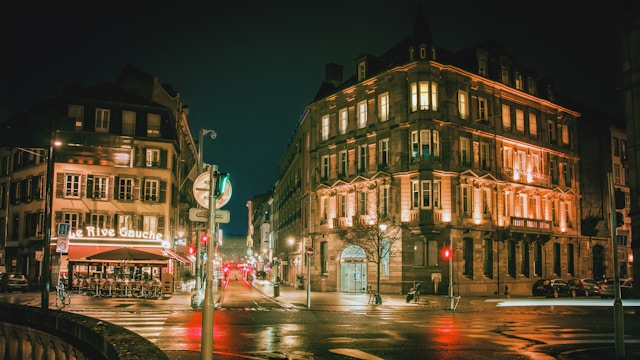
[[339, 245, 367, 293]]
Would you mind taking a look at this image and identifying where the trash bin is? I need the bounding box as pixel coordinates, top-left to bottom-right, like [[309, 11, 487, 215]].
[[273, 282, 280, 297]]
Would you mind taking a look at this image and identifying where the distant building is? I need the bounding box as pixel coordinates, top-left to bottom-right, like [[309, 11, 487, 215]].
[[0, 64, 199, 292], [265, 4, 610, 296]]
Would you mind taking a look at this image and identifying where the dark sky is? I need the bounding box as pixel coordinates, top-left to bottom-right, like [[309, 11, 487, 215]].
[[1, 1, 626, 235]]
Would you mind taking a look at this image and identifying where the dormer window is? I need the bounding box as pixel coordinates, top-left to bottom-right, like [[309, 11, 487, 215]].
[[409, 47, 415, 61], [514, 72, 523, 90], [547, 84, 555, 102], [358, 61, 366, 82], [527, 77, 537, 95], [478, 55, 488, 77], [501, 66, 510, 85], [419, 45, 427, 59]]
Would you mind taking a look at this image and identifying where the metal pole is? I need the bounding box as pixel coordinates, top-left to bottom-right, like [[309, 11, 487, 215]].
[[608, 173, 625, 359], [448, 232, 454, 311], [41, 136, 55, 311], [201, 165, 218, 360], [306, 251, 311, 309]]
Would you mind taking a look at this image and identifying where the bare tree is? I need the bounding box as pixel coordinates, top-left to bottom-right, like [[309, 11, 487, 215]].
[[341, 219, 401, 293]]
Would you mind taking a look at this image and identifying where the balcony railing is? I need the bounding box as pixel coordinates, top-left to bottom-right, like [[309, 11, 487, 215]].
[[508, 216, 552, 233]]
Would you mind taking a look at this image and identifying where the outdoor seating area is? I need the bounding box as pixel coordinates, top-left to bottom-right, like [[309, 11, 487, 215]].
[[75, 277, 163, 298]]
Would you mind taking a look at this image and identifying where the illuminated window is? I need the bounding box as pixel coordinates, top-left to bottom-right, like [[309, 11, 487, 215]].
[[62, 212, 80, 233], [357, 100, 367, 128], [339, 150, 347, 177], [458, 90, 468, 119], [528, 112, 537, 137], [147, 113, 160, 137], [122, 110, 136, 136], [64, 174, 81, 198], [477, 97, 488, 121], [25, 178, 32, 201], [143, 215, 158, 234], [146, 148, 160, 167], [117, 214, 133, 230], [143, 179, 159, 202], [502, 104, 511, 130], [378, 92, 389, 121], [527, 77, 537, 95], [69, 104, 84, 130], [117, 177, 134, 201], [95, 108, 110, 133], [339, 107, 348, 134], [614, 164, 622, 185], [410, 81, 438, 112], [379, 138, 389, 167], [515, 109, 524, 133], [321, 115, 330, 141]]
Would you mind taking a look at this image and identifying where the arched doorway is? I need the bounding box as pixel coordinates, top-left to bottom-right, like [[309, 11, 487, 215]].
[[340, 245, 367, 293], [592, 245, 605, 280]]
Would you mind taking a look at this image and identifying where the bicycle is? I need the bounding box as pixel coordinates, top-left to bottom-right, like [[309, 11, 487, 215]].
[[56, 280, 71, 309]]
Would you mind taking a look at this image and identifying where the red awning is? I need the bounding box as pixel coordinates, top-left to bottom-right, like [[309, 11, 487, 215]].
[[67, 246, 189, 265]]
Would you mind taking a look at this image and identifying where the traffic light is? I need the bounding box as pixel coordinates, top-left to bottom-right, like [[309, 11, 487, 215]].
[[616, 212, 625, 227], [442, 247, 452, 260], [201, 233, 209, 243], [216, 172, 230, 196], [187, 245, 195, 256]]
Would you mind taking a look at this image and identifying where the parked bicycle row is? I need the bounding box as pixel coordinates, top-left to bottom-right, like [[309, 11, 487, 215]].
[[73, 278, 163, 298]]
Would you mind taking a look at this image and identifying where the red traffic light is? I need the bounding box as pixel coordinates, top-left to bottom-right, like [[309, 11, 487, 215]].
[[201, 234, 209, 243], [442, 247, 452, 259], [187, 246, 195, 255]]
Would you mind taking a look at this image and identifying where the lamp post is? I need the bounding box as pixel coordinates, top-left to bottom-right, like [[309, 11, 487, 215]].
[[41, 135, 60, 311], [197, 128, 216, 290]]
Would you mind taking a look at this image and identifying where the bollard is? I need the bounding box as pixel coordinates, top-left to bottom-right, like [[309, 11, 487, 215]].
[[273, 282, 280, 297]]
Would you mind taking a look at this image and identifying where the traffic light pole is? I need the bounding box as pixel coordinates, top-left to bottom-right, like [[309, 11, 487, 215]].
[[202, 165, 218, 360]]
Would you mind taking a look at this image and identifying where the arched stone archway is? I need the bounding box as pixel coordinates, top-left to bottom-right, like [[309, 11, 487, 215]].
[[340, 245, 367, 293]]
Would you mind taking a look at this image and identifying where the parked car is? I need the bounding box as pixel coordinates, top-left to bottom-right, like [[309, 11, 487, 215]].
[[599, 278, 633, 298], [532, 279, 576, 298], [0, 273, 29, 292], [567, 278, 600, 297]]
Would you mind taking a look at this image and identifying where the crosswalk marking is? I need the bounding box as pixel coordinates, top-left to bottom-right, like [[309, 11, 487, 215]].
[[70, 310, 171, 343]]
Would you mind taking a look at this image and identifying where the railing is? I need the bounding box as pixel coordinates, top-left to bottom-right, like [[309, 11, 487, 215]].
[[509, 217, 552, 233]]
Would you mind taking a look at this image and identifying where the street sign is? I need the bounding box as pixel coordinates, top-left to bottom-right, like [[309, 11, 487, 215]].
[[306, 247, 314, 257], [189, 208, 231, 224], [192, 170, 233, 209], [58, 223, 70, 235], [56, 235, 69, 253]]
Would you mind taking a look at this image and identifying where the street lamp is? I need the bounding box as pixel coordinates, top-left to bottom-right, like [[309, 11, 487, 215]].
[[41, 136, 61, 311]]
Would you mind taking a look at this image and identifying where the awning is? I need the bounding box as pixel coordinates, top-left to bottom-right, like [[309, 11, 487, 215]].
[[67, 246, 190, 265]]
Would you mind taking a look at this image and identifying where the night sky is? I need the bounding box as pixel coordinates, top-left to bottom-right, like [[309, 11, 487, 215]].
[[1, 1, 626, 235]]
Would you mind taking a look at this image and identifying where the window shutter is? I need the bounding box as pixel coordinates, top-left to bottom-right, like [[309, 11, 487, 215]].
[[160, 181, 167, 203], [114, 176, 120, 199], [160, 149, 168, 168], [158, 216, 165, 235], [55, 173, 64, 198], [86, 175, 94, 199], [134, 178, 140, 201], [134, 146, 144, 168]]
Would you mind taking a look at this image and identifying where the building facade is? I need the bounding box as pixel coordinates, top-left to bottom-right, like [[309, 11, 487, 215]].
[[0, 65, 199, 292], [268, 6, 613, 296]]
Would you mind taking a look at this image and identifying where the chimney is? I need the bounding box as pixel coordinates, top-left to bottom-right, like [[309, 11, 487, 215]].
[[325, 63, 343, 88]]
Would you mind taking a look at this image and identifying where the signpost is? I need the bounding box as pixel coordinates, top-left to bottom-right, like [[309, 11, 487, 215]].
[[189, 208, 230, 223], [306, 247, 313, 309], [56, 223, 70, 253]]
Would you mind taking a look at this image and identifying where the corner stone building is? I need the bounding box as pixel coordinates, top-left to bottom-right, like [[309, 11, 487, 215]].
[[270, 7, 611, 296]]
